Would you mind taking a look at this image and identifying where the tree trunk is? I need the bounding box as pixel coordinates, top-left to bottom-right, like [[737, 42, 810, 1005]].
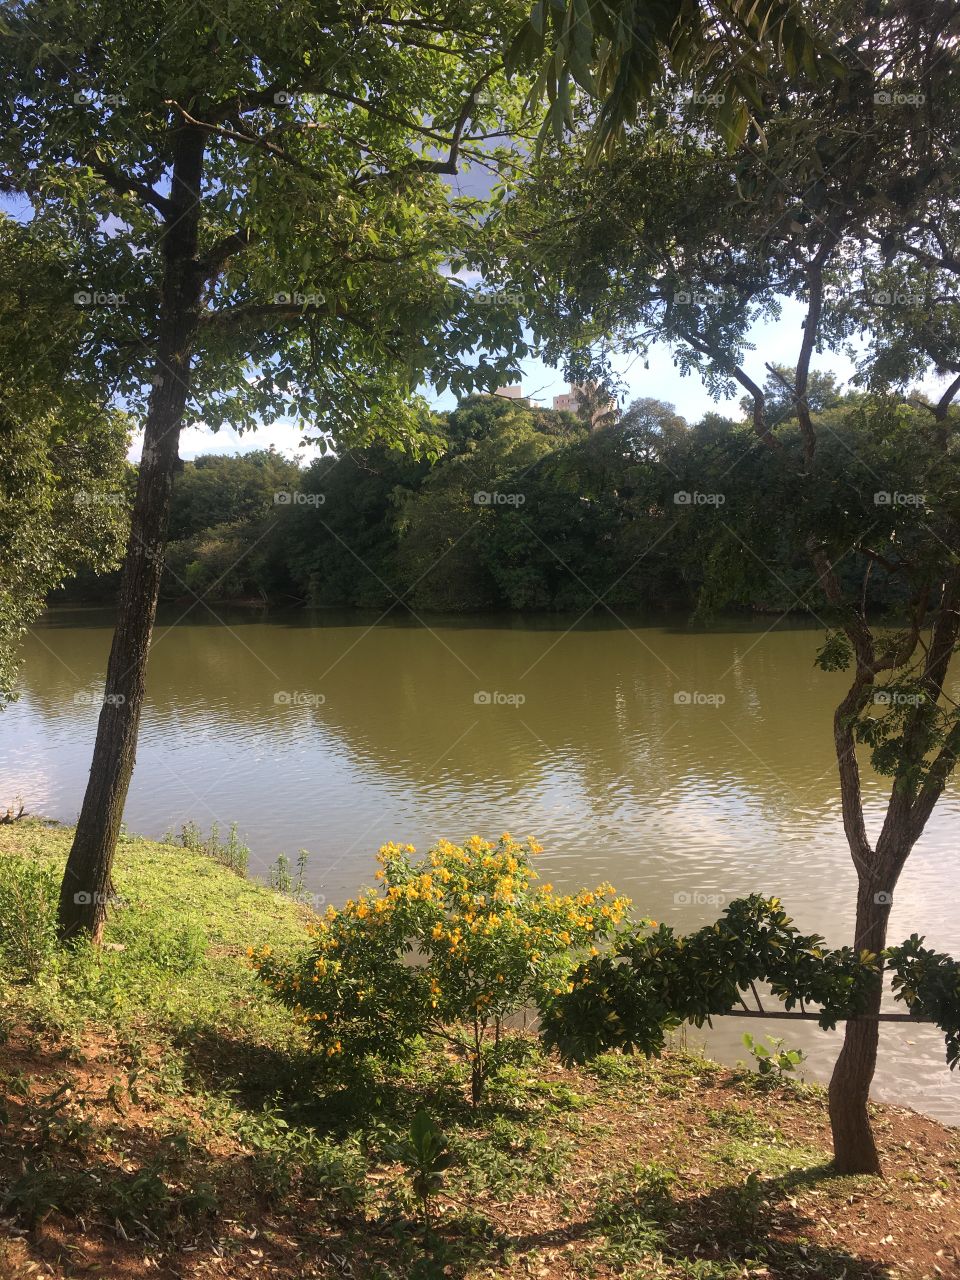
[[828, 873, 894, 1175], [57, 126, 206, 943]]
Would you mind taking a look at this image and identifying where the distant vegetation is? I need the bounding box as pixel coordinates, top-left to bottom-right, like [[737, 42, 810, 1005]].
[[58, 374, 934, 618]]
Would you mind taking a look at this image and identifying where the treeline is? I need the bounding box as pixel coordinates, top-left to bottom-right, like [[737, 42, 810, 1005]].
[[60, 374, 932, 616]]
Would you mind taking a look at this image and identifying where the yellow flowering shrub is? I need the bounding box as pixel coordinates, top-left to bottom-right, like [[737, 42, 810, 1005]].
[[252, 835, 631, 1103]]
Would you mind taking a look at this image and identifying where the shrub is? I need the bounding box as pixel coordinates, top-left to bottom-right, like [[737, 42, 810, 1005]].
[[252, 835, 631, 1103], [0, 852, 59, 979]]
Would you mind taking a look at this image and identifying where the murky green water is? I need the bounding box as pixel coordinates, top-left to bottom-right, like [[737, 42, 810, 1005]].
[[4, 608, 959, 1121]]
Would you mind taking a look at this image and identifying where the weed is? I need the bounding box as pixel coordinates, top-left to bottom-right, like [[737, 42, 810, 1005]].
[[706, 1106, 777, 1140], [741, 1032, 805, 1083], [2, 1161, 95, 1226], [170, 819, 250, 876], [592, 1161, 676, 1264], [0, 853, 58, 979], [402, 1110, 453, 1238], [268, 848, 309, 898]]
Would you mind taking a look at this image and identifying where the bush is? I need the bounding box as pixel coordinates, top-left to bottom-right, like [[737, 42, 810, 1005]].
[[0, 852, 59, 979], [252, 835, 631, 1103]]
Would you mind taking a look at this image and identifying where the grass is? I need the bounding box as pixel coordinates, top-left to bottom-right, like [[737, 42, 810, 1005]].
[[0, 819, 957, 1280]]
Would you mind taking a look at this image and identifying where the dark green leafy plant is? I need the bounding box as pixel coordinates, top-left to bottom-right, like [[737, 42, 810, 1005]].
[[887, 938, 960, 1069], [403, 1110, 453, 1239], [741, 1033, 805, 1082], [541, 896, 960, 1076], [541, 896, 880, 1064]]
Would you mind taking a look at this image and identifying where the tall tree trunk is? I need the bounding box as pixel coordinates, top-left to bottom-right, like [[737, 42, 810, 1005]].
[[828, 875, 893, 1175], [57, 125, 206, 942]]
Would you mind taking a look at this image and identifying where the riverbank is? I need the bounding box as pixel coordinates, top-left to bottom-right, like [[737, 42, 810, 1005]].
[[0, 820, 957, 1279]]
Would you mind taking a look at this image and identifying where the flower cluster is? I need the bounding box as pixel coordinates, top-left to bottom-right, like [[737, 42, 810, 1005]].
[[252, 835, 631, 1101]]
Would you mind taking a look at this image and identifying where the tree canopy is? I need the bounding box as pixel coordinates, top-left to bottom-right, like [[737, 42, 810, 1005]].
[[0, 214, 129, 698]]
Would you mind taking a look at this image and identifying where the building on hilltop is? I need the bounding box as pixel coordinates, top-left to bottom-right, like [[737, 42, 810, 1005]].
[[493, 384, 529, 404], [552, 382, 618, 429]]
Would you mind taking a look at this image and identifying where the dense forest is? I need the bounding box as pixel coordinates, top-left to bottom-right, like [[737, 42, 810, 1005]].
[[59, 371, 937, 618]]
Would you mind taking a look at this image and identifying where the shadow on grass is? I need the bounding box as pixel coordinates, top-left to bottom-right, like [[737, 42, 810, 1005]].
[[513, 1161, 892, 1280], [175, 1025, 539, 1137]]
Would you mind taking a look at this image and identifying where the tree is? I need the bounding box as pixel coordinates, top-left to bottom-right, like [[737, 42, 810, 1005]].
[[738, 367, 843, 427], [0, 0, 532, 940], [0, 215, 129, 699], [491, 0, 960, 1173], [507, 0, 837, 156], [617, 397, 688, 462]]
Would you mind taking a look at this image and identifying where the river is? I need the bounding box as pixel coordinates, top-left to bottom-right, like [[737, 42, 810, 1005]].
[[4, 607, 959, 1122]]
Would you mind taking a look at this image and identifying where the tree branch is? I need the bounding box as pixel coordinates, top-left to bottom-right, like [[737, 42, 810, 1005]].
[[677, 326, 773, 445], [86, 155, 174, 218]]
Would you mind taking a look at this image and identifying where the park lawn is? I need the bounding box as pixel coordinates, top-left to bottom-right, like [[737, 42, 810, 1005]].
[[0, 819, 957, 1280]]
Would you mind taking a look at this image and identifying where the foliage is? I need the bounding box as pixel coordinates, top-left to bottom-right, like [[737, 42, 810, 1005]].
[[268, 850, 309, 900], [0, 0, 533, 449], [740, 1033, 805, 1082], [398, 1110, 453, 1236], [507, 0, 835, 157], [887, 937, 960, 1070], [0, 216, 130, 698], [0, 852, 59, 980], [252, 835, 632, 1102], [541, 896, 881, 1064], [63, 387, 947, 619], [543, 895, 960, 1076]]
